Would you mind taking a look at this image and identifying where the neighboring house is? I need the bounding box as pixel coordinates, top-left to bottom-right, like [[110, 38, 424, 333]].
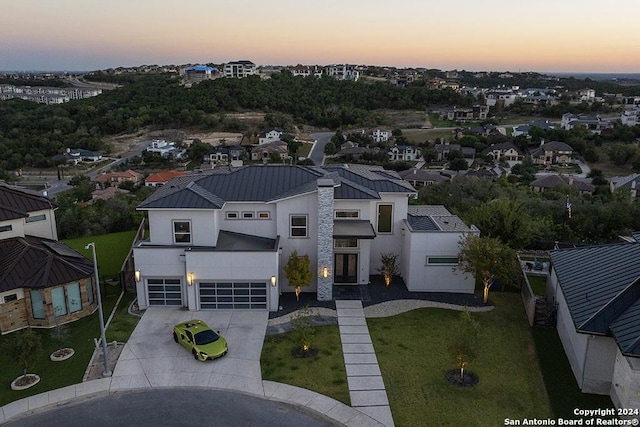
[[481, 142, 523, 162], [223, 60, 257, 79], [464, 165, 507, 179], [578, 88, 596, 102], [511, 120, 555, 138], [366, 128, 390, 144], [52, 148, 103, 166], [0, 183, 97, 333], [181, 65, 218, 83], [530, 141, 574, 165], [398, 169, 449, 187], [485, 89, 517, 108], [145, 140, 186, 159], [547, 241, 640, 410], [336, 146, 377, 161], [621, 108, 640, 127], [388, 145, 421, 162], [441, 105, 488, 122], [132, 165, 478, 312], [609, 174, 640, 198], [434, 143, 476, 162], [324, 64, 360, 81], [258, 128, 284, 145], [94, 170, 143, 190], [204, 146, 245, 165], [251, 141, 288, 161], [561, 113, 612, 134], [290, 64, 323, 78], [145, 170, 188, 187], [529, 175, 595, 195]]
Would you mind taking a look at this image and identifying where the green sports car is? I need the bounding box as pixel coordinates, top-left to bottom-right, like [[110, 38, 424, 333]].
[[172, 319, 228, 361]]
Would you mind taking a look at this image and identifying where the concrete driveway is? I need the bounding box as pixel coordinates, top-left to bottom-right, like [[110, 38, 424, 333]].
[[110, 308, 268, 395]]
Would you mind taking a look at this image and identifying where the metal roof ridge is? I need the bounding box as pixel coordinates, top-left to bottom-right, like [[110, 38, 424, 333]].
[[577, 276, 640, 332]]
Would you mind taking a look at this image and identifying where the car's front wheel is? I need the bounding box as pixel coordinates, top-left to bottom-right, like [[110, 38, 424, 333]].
[[173, 332, 178, 343]]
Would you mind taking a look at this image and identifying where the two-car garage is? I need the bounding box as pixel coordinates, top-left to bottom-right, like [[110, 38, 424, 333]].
[[144, 279, 268, 310]]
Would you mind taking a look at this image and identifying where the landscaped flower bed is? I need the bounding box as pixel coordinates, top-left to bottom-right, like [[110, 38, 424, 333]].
[[11, 374, 40, 391], [50, 348, 75, 362]]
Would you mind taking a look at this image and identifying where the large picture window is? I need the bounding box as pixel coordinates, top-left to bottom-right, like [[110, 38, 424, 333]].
[[30, 290, 45, 319], [66, 282, 82, 313], [173, 220, 191, 244], [377, 204, 393, 233], [290, 215, 308, 237], [51, 287, 67, 317]]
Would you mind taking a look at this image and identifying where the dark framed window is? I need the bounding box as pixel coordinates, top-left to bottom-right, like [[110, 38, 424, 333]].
[[173, 220, 191, 244], [377, 204, 393, 233], [427, 256, 459, 265], [290, 215, 308, 237]]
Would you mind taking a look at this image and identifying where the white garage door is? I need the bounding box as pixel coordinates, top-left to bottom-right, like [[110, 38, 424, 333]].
[[199, 282, 267, 309], [147, 278, 182, 306]]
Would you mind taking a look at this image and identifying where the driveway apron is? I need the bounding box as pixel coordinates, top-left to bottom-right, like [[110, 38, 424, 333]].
[[111, 308, 268, 395]]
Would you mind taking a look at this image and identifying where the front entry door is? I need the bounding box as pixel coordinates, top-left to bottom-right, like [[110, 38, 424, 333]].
[[334, 253, 358, 284]]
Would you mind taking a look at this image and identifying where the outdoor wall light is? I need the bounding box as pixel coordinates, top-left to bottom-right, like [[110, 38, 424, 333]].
[[187, 272, 194, 286], [322, 267, 329, 278], [134, 270, 141, 282], [270, 276, 277, 287]]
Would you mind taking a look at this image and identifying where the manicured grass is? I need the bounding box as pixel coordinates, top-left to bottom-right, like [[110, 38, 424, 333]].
[[261, 325, 350, 405], [106, 292, 140, 343], [527, 275, 547, 296], [368, 293, 552, 427], [63, 230, 137, 279], [0, 286, 122, 406], [531, 328, 613, 419]]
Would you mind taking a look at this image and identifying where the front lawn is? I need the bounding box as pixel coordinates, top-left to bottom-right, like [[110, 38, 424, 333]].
[[63, 230, 137, 279], [0, 286, 122, 406], [368, 293, 552, 427], [261, 325, 350, 405]]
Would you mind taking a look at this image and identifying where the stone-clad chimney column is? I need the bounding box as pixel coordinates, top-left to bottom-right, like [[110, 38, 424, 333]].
[[316, 179, 334, 301]]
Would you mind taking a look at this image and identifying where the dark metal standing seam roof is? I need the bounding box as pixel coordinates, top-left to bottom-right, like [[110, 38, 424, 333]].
[[0, 184, 57, 220], [138, 165, 418, 210], [550, 242, 640, 356], [0, 236, 94, 292], [407, 214, 439, 231]]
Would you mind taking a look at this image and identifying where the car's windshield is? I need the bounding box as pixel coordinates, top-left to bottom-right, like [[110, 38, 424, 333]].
[[194, 329, 219, 345]]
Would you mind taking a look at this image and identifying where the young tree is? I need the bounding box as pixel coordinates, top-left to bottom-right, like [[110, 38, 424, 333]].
[[291, 305, 316, 353], [456, 234, 519, 304], [9, 328, 42, 378], [448, 309, 480, 379], [378, 252, 400, 287], [284, 250, 313, 300]]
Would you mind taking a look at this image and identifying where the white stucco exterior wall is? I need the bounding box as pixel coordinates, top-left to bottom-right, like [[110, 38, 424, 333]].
[[610, 350, 640, 412], [147, 209, 218, 246]]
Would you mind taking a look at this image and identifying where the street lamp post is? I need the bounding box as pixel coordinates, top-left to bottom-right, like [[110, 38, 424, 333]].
[[85, 242, 111, 377]]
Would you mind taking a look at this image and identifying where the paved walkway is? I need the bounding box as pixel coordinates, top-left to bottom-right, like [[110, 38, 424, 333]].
[[337, 300, 394, 427]]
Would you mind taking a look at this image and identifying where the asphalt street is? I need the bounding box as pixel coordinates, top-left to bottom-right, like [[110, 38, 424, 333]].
[[4, 389, 337, 427]]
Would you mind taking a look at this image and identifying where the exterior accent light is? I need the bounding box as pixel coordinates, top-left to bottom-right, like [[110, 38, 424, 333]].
[[270, 276, 277, 287], [322, 267, 329, 278], [134, 270, 141, 282], [187, 272, 194, 286]]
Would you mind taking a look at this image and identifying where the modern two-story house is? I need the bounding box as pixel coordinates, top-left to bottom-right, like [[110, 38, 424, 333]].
[[132, 165, 478, 312]]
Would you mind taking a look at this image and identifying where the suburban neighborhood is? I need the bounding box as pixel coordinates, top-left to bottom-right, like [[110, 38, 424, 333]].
[[0, 61, 639, 426]]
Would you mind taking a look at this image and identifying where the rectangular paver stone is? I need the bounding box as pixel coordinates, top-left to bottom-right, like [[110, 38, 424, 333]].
[[337, 308, 365, 318], [348, 375, 386, 391], [340, 334, 372, 344], [344, 353, 378, 364], [335, 300, 363, 309], [340, 325, 370, 335], [343, 343, 376, 354], [350, 390, 389, 407], [338, 316, 367, 326], [346, 364, 381, 376]]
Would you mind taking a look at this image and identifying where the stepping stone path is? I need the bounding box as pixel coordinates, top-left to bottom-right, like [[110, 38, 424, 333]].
[[336, 300, 394, 427]]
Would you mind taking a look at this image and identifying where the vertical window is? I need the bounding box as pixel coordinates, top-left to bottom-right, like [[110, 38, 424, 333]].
[[173, 221, 191, 244], [290, 215, 308, 237], [87, 277, 94, 305], [51, 287, 67, 317], [66, 282, 82, 313], [377, 204, 393, 233], [30, 290, 45, 319]]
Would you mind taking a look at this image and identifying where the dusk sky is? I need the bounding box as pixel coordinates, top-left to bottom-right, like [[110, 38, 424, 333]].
[[3, 0, 639, 73]]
